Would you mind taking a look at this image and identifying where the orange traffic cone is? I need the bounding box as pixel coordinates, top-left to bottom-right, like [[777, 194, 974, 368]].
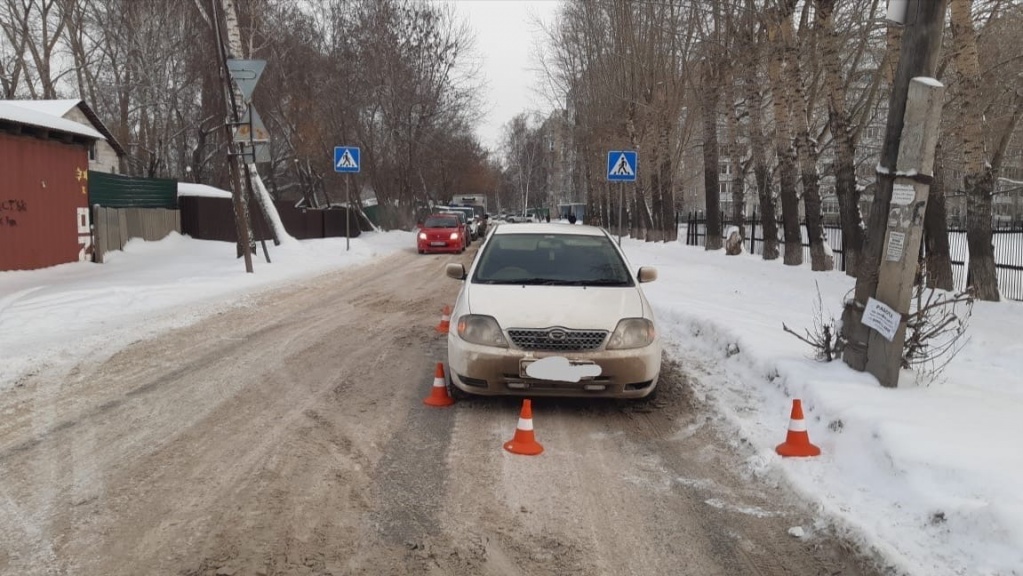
[[775, 399, 821, 457], [436, 305, 452, 334], [423, 362, 455, 407], [504, 399, 544, 455]]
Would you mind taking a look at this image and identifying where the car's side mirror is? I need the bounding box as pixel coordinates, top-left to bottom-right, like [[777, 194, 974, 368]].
[[637, 266, 657, 283], [446, 263, 466, 280]]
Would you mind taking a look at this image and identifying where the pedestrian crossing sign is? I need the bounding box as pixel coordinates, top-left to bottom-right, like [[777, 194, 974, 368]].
[[607, 150, 637, 182], [334, 146, 360, 173]]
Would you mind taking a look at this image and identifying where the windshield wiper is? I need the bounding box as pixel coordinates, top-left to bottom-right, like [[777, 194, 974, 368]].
[[511, 277, 566, 285], [582, 278, 629, 286]]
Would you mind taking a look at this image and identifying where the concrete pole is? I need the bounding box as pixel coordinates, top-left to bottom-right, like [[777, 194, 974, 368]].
[[842, 0, 948, 371], [865, 78, 946, 387]]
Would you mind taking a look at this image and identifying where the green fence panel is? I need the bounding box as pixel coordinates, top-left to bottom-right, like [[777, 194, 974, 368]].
[[88, 171, 178, 209]]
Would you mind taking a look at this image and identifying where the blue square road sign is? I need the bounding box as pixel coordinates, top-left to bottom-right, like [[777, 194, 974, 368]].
[[607, 150, 637, 182], [334, 146, 361, 173]]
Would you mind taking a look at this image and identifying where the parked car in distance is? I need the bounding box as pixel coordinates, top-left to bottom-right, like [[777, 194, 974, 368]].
[[444, 223, 661, 400], [442, 206, 480, 240], [437, 209, 471, 248], [417, 213, 465, 254]]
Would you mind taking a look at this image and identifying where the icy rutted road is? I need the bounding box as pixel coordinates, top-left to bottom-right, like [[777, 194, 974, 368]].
[[0, 245, 882, 576]]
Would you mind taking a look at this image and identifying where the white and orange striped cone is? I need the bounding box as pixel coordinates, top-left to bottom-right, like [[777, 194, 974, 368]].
[[775, 399, 821, 457], [423, 362, 455, 407], [435, 305, 452, 334], [504, 399, 544, 455]]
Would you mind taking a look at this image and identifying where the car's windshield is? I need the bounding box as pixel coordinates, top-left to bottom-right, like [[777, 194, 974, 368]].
[[449, 208, 474, 222], [441, 211, 466, 224], [473, 233, 633, 286], [424, 216, 459, 228]]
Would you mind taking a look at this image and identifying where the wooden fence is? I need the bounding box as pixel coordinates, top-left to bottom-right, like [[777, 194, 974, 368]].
[[92, 206, 180, 263], [91, 198, 372, 263]]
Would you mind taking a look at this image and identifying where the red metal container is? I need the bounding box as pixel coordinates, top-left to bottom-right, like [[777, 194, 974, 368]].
[[0, 133, 91, 271]]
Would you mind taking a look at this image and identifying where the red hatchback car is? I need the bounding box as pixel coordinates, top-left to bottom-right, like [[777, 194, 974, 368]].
[[417, 213, 466, 254]]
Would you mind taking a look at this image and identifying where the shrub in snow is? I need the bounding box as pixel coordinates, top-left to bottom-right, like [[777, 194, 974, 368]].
[[783, 282, 845, 361], [783, 265, 974, 379], [902, 267, 974, 381]]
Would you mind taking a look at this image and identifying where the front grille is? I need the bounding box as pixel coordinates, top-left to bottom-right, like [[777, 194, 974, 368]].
[[507, 328, 608, 351]]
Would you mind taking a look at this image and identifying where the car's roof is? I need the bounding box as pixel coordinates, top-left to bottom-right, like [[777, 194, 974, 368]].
[[427, 213, 459, 219], [492, 223, 606, 237]]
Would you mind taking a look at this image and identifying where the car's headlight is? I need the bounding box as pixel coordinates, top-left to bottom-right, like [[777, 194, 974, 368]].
[[418, 232, 427, 240], [457, 314, 508, 347], [450, 232, 459, 240], [606, 318, 656, 350]]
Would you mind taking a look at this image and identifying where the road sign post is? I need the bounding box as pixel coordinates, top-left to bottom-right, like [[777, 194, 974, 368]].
[[334, 146, 361, 252], [607, 150, 638, 245]]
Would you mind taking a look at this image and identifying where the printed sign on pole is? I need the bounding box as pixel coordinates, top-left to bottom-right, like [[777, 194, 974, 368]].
[[863, 297, 900, 342]]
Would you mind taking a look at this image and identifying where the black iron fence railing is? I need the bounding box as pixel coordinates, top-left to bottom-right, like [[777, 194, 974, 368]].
[[683, 210, 1023, 301]]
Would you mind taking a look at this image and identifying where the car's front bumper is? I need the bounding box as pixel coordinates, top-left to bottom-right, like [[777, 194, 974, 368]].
[[418, 239, 462, 253], [447, 336, 661, 399]]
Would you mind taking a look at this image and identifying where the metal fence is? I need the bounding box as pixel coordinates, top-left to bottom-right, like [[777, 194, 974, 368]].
[[179, 196, 369, 243], [684, 210, 1023, 301]]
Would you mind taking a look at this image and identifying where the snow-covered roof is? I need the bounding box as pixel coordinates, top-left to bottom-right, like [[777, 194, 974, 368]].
[[1, 99, 126, 156], [177, 183, 232, 199], [7, 99, 80, 117], [0, 100, 103, 139]]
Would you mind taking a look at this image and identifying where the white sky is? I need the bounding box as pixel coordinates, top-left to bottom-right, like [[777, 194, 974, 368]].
[[442, 0, 562, 153], [3, 185, 1023, 575]]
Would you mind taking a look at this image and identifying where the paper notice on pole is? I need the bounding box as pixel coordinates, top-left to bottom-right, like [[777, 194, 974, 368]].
[[886, 231, 906, 262], [892, 183, 916, 206], [863, 298, 900, 341]]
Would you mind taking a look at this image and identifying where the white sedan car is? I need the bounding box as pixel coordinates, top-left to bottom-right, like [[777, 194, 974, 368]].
[[444, 223, 661, 399]]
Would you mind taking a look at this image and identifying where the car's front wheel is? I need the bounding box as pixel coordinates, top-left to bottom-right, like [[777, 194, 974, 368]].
[[445, 365, 473, 402]]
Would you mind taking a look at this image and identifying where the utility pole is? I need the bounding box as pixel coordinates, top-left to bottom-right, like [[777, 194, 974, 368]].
[[211, 0, 253, 273], [842, 0, 949, 378]]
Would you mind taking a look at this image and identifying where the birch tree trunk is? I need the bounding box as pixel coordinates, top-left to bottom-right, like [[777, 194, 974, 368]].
[[724, 63, 746, 243], [816, 0, 864, 276], [767, 8, 802, 265], [744, 18, 779, 260], [783, 3, 831, 271], [950, 0, 997, 300]]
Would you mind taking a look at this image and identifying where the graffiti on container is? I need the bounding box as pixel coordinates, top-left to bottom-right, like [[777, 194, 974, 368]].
[[1, 199, 28, 212], [0, 199, 26, 227], [76, 167, 88, 195], [77, 207, 92, 261]]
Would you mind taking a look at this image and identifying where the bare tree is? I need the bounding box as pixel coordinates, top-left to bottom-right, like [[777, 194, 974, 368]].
[[741, 1, 780, 260], [766, 2, 803, 265], [0, 0, 66, 98], [502, 113, 545, 217]]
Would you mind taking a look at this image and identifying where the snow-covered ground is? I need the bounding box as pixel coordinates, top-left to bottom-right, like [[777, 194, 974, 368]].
[[1, 225, 1020, 576]]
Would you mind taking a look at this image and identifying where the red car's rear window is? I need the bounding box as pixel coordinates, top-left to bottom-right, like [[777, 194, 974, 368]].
[[424, 216, 459, 228]]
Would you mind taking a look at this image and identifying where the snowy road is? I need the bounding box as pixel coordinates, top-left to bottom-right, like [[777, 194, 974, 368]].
[[0, 246, 881, 575]]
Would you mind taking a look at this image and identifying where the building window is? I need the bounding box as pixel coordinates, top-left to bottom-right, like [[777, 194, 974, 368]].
[[89, 144, 96, 161]]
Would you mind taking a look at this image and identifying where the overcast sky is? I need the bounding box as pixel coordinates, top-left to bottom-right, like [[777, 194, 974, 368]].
[[441, 0, 562, 154]]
